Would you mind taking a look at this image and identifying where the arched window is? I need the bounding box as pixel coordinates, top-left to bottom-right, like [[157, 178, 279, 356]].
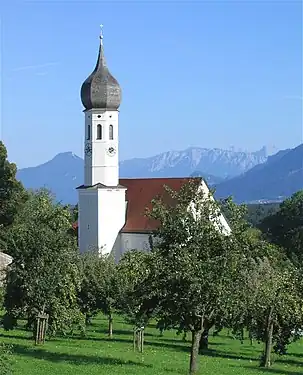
[[109, 125, 114, 140], [87, 124, 91, 140], [97, 124, 102, 140]]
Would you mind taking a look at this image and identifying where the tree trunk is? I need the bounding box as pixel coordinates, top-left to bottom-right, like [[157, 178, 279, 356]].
[[108, 314, 113, 338], [189, 330, 202, 374], [261, 307, 274, 368], [263, 321, 274, 367], [199, 328, 209, 352], [249, 330, 253, 346]]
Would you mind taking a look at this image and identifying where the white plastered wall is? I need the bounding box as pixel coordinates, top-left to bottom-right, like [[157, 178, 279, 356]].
[[78, 187, 126, 255], [84, 109, 119, 187], [78, 189, 99, 252]]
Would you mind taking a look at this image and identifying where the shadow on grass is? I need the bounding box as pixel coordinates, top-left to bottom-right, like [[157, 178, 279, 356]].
[[237, 365, 301, 375], [287, 352, 303, 359], [156, 337, 227, 347], [0, 333, 33, 341], [12, 343, 152, 368], [144, 340, 260, 363], [68, 335, 134, 345], [275, 357, 303, 367], [200, 348, 259, 362]]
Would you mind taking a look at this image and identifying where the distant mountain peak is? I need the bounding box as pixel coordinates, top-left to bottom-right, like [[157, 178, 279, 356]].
[[215, 143, 303, 203], [51, 151, 82, 161]]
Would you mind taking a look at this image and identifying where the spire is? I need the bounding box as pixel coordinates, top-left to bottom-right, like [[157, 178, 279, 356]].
[[94, 24, 107, 71], [80, 27, 121, 110], [100, 24, 104, 45]]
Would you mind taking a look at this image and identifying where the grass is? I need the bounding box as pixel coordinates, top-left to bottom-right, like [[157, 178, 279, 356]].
[[0, 315, 302, 375]]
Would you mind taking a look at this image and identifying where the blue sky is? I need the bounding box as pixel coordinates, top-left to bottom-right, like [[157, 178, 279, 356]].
[[1, 0, 302, 168]]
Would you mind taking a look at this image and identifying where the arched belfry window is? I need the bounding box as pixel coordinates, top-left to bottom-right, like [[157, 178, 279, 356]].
[[87, 124, 91, 140], [97, 124, 102, 140], [109, 125, 114, 140]]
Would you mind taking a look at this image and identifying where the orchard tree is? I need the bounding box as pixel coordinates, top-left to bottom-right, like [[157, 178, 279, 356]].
[[115, 249, 156, 350], [145, 181, 241, 374], [78, 251, 117, 337], [252, 259, 302, 367], [0, 141, 28, 228], [2, 189, 84, 336], [227, 238, 303, 368]]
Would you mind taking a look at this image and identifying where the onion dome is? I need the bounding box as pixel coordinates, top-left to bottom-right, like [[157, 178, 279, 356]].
[[80, 28, 121, 110]]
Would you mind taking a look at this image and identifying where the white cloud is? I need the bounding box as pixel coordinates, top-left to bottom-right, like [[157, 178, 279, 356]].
[[11, 62, 59, 72]]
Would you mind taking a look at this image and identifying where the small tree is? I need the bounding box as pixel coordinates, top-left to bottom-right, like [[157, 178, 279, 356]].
[[2, 190, 84, 337], [78, 251, 117, 337], [226, 237, 303, 368], [115, 250, 155, 352]]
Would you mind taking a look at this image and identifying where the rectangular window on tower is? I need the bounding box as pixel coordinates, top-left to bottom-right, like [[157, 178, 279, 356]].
[[109, 125, 113, 140], [87, 124, 91, 140], [97, 124, 102, 140]]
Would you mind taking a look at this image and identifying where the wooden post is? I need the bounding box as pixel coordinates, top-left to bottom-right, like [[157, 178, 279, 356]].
[[133, 327, 144, 353], [35, 318, 39, 345], [35, 311, 49, 345], [137, 328, 141, 351], [140, 328, 144, 353], [133, 328, 136, 351]]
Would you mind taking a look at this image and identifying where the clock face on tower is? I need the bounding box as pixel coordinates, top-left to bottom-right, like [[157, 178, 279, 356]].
[[85, 143, 92, 157], [107, 146, 117, 156]]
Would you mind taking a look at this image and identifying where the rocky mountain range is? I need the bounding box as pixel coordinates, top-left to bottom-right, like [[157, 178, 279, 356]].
[[16, 145, 302, 204], [119, 146, 268, 180], [215, 144, 303, 203]]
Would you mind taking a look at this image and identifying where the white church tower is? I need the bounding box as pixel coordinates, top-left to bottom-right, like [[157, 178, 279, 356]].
[[77, 28, 126, 255]]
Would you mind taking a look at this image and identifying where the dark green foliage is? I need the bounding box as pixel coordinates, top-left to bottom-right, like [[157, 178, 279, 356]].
[[259, 191, 303, 265], [2, 190, 84, 336], [0, 288, 4, 309], [0, 141, 28, 229], [246, 203, 280, 226]]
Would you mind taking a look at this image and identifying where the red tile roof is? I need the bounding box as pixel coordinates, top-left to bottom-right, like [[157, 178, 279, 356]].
[[73, 177, 202, 233], [120, 177, 201, 233]]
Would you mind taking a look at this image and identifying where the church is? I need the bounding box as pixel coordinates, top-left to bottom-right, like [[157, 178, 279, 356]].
[[76, 30, 231, 260]]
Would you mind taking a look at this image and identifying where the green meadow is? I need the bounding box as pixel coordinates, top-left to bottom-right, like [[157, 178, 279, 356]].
[[1, 315, 302, 375]]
